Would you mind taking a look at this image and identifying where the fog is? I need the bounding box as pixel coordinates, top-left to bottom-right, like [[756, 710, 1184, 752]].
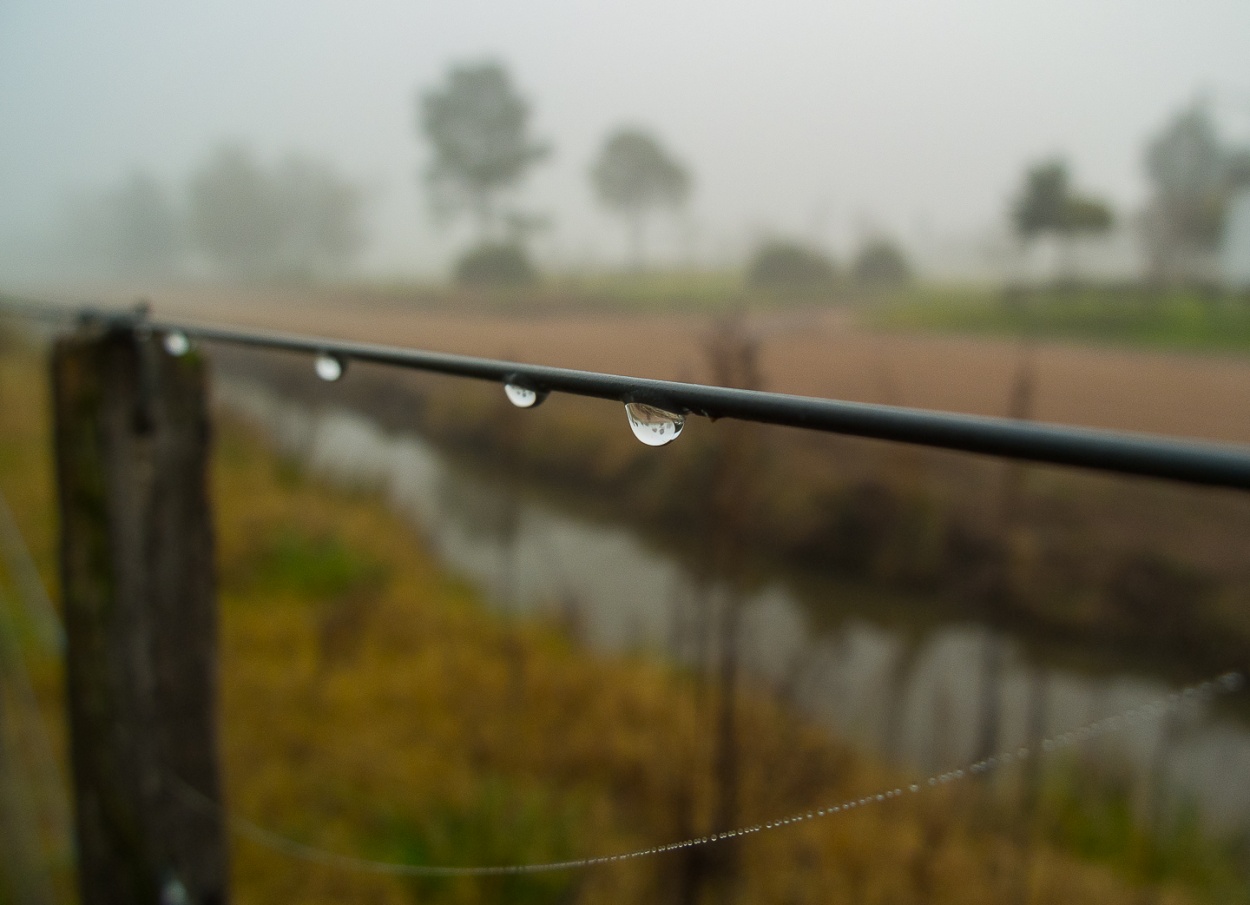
[[2, 0, 1248, 281]]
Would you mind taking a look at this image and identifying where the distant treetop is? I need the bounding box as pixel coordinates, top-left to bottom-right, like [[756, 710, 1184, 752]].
[[419, 60, 550, 242], [1011, 159, 1113, 242], [590, 127, 691, 270]]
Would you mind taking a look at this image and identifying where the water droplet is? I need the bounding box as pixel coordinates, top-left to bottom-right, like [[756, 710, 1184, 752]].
[[163, 331, 190, 357], [504, 382, 547, 409], [909, 784, 920, 793], [625, 402, 684, 446], [314, 352, 346, 382], [160, 875, 190, 905]]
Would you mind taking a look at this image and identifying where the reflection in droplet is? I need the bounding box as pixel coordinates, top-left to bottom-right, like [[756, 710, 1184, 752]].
[[314, 352, 346, 382], [625, 402, 684, 447], [504, 382, 546, 409], [163, 331, 190, 357]]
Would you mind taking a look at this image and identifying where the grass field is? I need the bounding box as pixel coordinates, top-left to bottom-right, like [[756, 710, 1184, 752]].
[[875, 285, 1250, 354], [3, 328, 1249, 902]]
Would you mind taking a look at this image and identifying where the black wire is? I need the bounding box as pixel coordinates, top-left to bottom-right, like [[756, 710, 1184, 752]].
[[6, 296, 1250, 492]]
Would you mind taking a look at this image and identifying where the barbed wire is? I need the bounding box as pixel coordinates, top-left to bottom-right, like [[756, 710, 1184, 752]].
[[168, 670, 1244, 877]]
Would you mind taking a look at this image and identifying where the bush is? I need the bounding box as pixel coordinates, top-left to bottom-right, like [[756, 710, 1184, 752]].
[[852, 238, 912, 286], [745, 240, 837, 290], [454, 242, 538, 286]]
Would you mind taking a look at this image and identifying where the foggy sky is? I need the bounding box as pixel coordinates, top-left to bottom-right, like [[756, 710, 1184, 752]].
[[2, 0, 1248, 277]]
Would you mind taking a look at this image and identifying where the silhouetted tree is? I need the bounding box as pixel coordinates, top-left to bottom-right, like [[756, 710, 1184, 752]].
[[63, 170, 184, 279], [187, 144, 365, 281], [1012, 160, 1113, 243], [590, 127, 691, 270], [1011, 159, 1113, 281], [272, 155, 366, 276], [188, 145, 283, 279], [1142, 100, 1245, 283], [418, 61, 550, 242]]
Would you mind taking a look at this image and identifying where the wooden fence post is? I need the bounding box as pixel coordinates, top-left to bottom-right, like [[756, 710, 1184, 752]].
[[52, 323, 226, 905]]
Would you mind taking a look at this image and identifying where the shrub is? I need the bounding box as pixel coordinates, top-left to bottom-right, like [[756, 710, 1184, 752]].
[[745, 240, 837, 290], [455, 242, 538, 286], [852, 238, 912, 286]]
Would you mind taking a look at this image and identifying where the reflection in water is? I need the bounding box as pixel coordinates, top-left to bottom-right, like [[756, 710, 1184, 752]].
[[218, 378, 1250, 831]]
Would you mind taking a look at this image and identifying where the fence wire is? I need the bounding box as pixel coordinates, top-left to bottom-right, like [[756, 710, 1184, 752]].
[[168, 671, 1243, 876], [5, 295, 1250, 491]]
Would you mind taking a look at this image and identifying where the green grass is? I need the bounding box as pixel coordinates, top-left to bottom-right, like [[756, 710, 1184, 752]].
[[234, 528, 389, 600], [1043, 763, 1250, 900], [375, 776, 582, 904], [350, 269, 851, 314], [876, 285, 1250, 354]]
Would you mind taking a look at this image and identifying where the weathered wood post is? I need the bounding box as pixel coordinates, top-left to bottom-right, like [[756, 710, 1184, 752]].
[[52, 318, 226, 904]]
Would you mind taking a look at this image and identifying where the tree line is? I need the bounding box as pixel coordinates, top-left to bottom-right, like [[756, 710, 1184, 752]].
[[61, 145, 366, 283], [417, 59, 915, 289], [56, 59, 1248, 290], [417, 60, 695, 281], [1010, 98, 1250, 285]]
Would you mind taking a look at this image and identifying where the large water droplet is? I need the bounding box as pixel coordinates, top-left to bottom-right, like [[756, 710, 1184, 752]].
[[504, 382, 546, 408], [163, 330, 190, 357], [625, 402, 684, 447], [314, 352, 346, 382]]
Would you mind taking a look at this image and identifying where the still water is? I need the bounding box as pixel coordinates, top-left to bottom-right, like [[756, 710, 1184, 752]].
[[218, 378, 1250, 831]]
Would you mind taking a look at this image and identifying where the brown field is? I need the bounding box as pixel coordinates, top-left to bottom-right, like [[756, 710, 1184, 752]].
[[130, 285, 1250, 445]]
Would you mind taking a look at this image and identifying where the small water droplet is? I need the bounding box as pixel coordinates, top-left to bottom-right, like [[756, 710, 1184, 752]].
[[163, 331, 190, 357], [314, 352, 346, 382], [160, 875, 190, 905], [625, 402, 684, 446], [504, 382, 547, 408]]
